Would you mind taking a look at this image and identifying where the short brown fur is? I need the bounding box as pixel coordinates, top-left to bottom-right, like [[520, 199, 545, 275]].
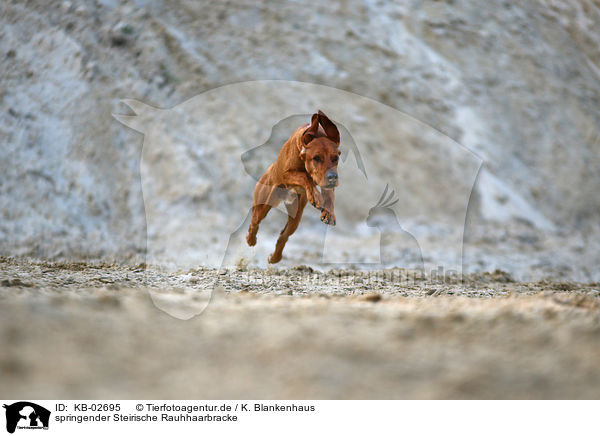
[[246, 110, 341, 263]]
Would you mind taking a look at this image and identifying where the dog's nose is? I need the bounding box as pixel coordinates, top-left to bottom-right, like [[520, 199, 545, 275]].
[[326, 171, 338, 186]]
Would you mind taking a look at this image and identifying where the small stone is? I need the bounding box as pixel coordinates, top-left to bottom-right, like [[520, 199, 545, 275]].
[[360, 293, 382, 302]]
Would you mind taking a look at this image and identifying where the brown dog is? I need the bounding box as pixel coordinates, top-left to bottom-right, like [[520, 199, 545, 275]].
[[246, 110, 341, 263]]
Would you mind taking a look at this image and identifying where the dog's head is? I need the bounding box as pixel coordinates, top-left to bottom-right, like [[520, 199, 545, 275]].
[[299, 110, 341, 188]]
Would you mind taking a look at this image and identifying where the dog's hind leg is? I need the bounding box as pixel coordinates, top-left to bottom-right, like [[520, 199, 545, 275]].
[[247, 181, 283, 246], [246, 203, 270, 247], [268, 193, 307, 264]]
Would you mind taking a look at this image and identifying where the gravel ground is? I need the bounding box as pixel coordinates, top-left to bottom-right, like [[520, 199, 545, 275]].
[[1, 257, 599, 399]]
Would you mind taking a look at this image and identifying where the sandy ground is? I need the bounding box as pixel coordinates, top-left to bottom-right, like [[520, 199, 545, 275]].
[[1, 257, 599, 399]]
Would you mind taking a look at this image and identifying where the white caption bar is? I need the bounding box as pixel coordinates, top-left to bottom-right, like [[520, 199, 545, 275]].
[[1, 400, 597, 435]]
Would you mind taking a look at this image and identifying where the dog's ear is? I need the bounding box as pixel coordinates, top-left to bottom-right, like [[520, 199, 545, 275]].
[[317, 110, 340, 144], [302, 113, 319, 145]]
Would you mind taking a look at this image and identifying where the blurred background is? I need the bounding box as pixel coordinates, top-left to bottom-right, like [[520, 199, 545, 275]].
[[2, 0, 600, 402], [1, 0, 599, 280]]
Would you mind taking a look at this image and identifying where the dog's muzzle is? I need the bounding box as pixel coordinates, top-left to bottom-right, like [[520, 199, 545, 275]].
[[325, 170, 338, 188]]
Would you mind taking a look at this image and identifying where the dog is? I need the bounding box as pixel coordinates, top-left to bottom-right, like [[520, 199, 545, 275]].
[[246, 110, 341, 263]]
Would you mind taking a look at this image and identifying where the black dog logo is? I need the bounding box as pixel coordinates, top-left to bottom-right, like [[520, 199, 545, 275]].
[[3, 402, 50, 433]]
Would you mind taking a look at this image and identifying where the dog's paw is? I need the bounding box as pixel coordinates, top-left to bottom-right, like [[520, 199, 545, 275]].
[[246, 233, 256, 246], [308, 188, 324, 211], [320, 209, 336, 226], [268, 252, 282, 264]]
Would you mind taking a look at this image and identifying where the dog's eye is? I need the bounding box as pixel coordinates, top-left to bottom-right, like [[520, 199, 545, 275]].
[[313, 156, 322, 163], [332, 156, 338, 163]]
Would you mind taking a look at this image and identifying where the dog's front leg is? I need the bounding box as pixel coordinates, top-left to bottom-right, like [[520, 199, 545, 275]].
[[281, 171, 323, 210], [320, 188, 336, 226]]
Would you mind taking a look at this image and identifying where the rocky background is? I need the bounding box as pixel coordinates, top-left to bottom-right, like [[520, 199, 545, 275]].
[[1, 0, 599, 280]]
